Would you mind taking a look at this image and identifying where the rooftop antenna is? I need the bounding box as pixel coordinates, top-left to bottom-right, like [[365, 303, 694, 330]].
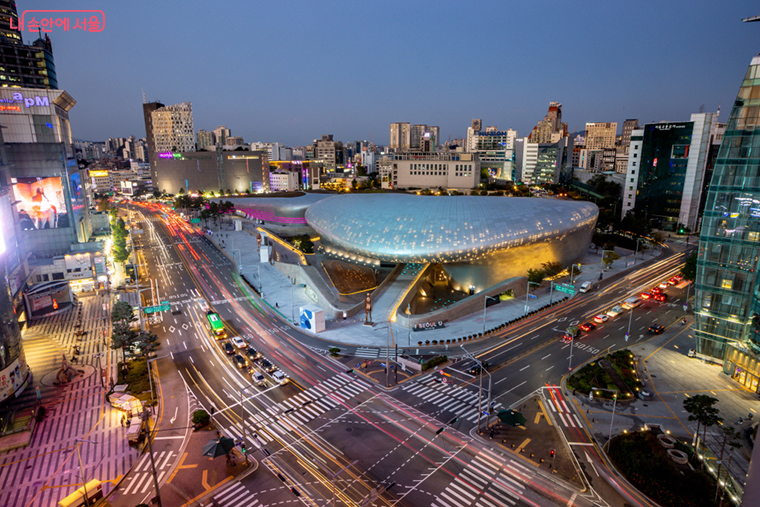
[[142, 88, 146, 104]]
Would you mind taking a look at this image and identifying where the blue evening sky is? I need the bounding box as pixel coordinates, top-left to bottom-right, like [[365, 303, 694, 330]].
[[19, 0, 760, 146]]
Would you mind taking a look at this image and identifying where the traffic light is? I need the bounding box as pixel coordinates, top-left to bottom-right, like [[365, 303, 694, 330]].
[[550, 449, 555, 458], [346, 369, 354, 374], [435, 427, 445, 435], [241, 443, 246, 454], [448, 417, 459, 425], [678, 226, 685, 234]]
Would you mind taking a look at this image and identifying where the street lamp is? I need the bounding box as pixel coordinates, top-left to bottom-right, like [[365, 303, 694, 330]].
[[460, 345, 492, 433], [634, 238, 648, 265], [483, 295, 498, 335], [591, 388, 619, 445], [569, 263, 582, 284], [74, 438, 97, 507], [524, 281, 540, 313]]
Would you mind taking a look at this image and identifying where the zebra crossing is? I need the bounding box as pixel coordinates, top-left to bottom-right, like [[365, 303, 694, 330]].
[[119, 450, 177, 496], [354, 347, 397, 359], [401, 380, 502, 422], [544, 388, 583, 429], [221, 373, 372, 446], [212, 481, 261, 507], [432, 449, 529, 507]]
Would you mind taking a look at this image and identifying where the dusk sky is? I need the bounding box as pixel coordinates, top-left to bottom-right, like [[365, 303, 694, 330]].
[[20, 0, 760, 146]]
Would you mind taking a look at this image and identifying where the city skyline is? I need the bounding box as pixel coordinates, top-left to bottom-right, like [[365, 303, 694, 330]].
[[16, 0, 760, 146]]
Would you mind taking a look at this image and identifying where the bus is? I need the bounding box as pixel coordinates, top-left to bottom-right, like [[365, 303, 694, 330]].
[[206, 311, 226, 339]]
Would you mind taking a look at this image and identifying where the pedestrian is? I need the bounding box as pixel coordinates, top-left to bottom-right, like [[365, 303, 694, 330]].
[[126, 418, 131, 428], [749, 412, 754, 420], [739, 417, 744, 424], [275, 302, 279, 309]]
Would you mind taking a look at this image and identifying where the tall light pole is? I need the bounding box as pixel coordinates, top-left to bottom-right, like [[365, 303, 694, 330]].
[[634, 238, 647, 265], [483, 295, 498, 335], [240, 385, 256, 464], [625, 304, 634, 343], [569, 263, 582, 284], [592, 388, 619, 446], [141, 404, 162, 507], [75, 438, 97, 507], [524, 281, 540, 313], [460, 345, 492, 433]]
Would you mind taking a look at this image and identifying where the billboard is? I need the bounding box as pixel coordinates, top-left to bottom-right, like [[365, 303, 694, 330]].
[[13, 176, 67, 230], [0, 355, 29, 404], [69, 172, 85, 237]]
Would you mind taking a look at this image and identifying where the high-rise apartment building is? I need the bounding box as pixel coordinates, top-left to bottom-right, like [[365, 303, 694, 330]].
[[151, 102, 195, 154], [584, 122, 618, 150], [196, 129, 215, 150], [528, 102, 567, 144], [313, 135, 344, 170], [620, 119, 639, 151], [142, 100, 164, 167], [410, 124, 426, 150], [389, 122, 410, 150], [213, 126, 230, 146]]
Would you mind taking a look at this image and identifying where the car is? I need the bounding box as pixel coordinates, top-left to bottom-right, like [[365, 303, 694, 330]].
[[648, 324, 665, 334], [688, 348, 696, 358], [593, 314, 609, 323], [223, 342, 235, 355], [667, 277, 678, 285], [468, 361, 489, 375], [651, 287, 662, 294], [231, 336, 247, 349], [659, 282, 669, 289], [580, 322, 596, 332], [653, 293, 667, 302], [245, 347, 261, 361], [261, 359, 275, 373], [272, 370, 289, 385], [673, 274, 684, 283], [607, 305, 624, 318], [640, 292, 652, 300], [252, 370, 266, 386], [233, 354, 247, 368]]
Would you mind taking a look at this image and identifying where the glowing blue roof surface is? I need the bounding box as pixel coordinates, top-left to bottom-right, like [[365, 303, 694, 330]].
[[305, 194, 598, 263]]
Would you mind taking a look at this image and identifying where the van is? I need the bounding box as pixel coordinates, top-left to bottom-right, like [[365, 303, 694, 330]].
[[579, 282, 593, 293], [622, 297, 642, 310]]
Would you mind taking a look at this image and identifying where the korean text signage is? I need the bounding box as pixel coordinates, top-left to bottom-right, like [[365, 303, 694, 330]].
[[11, 10, 104, 33], [413, 321, 445, 332]]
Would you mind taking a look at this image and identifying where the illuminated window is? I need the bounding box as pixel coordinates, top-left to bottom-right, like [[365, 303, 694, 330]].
[[748, 231, 759, 242], [722, 279, 733, 289]]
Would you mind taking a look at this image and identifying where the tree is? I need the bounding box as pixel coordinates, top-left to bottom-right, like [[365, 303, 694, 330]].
[[682, 251, 697, 281], [715, 425, 742, 496], [111, 301, 136, 324], [178, 187, 185, 195], [541, 261, 563, 278], [351, 179, 358, 191], [683, 394, 721, 465], [112, 218, 131, 264], [602, 250, 620, 268], [111, 321, 136, 362], [134, 330, 159, 357], [527, 268, 544, 285]]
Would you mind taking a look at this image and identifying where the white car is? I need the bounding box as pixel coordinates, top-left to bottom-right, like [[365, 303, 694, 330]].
[[272, 370, 289, 385], [252, 370, 266, 386], [606, 305, 624, 318], [230, 336, 246, 349], [593, 314, 609, 323]]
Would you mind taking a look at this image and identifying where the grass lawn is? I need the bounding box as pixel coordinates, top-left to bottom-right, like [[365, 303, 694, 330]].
[[567, 349, 641, 398], [609, 431, 718, 507]]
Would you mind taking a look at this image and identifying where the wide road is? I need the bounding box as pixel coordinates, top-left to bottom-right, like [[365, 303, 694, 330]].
[[123, 202, 689, 507]]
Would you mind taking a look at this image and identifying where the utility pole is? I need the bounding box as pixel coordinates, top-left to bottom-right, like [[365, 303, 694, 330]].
[[141, 406, 162, 507]]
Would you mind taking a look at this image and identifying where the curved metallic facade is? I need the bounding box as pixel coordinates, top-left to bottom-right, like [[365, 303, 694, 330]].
[[219, 194, 332, 225], [305, 194, 598, 264]]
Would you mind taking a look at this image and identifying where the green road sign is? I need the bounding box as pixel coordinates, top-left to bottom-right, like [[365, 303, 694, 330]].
[[190, 218, 200, 224], [144, 301, 171, 314], [555, 284, 575, 295]]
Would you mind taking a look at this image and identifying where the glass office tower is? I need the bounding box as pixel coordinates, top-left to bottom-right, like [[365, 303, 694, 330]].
[[695, 54, 760, 391]]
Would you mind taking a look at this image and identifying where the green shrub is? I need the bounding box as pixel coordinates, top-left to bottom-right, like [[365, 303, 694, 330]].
[[421, 355, 447, 371], [192, 409, 210, 426], [329, 347, 340, 357]]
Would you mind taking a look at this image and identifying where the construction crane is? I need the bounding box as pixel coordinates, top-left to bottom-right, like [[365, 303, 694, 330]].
[[742, 15, 760, 22]]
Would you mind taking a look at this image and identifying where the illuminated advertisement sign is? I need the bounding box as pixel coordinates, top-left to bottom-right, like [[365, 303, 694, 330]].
[[0, 355, 29, 404], [13, 176, 67, 230], [0, 92, 50, 108], [158, 152, 182, 159], [89, 170, 109, 178], [69, 172, 85, 238]]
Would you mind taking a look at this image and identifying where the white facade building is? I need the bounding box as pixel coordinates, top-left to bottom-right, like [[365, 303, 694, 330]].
[[269, 171, 299, 192], [378, 152, 479, 190]]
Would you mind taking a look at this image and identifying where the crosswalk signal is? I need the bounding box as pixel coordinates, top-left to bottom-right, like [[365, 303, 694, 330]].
[[550, 449, 555, 458], [241, 443, 246, 454], [448, 417, 458, 425]]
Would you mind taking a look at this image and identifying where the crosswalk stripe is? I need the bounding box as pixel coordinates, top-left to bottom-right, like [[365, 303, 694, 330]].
[[498, 472, 525, 490], [489, 480, 520, 503], [472, 456, 499, 475], [460, 467, 489, 487]]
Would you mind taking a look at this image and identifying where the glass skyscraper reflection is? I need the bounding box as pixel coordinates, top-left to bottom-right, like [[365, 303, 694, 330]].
[[695, 54, 760, 392]]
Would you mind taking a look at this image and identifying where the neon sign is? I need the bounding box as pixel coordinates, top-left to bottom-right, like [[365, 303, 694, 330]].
[[158, 152, 182, 159], [0, 92, 50, 108]]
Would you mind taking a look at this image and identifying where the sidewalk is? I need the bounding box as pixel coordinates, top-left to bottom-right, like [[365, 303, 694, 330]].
[[203, 215, 673, 352], [0, 292, 137, 507]]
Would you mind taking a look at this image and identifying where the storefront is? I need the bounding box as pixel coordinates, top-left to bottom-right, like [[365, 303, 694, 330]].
[[725, 344, 760, 393]]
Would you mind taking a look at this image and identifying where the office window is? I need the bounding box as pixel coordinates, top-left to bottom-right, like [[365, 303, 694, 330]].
[[722, 279, 733, 290]]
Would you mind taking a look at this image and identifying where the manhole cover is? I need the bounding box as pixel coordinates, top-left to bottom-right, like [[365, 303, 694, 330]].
[[346, 427, 352, 432]]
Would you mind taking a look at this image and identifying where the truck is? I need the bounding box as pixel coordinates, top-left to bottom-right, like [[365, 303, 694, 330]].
[[579, 281, 593, 293]]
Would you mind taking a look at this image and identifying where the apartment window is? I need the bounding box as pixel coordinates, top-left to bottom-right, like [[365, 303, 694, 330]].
[[722, 279, 733, 290], [632, 162, 637, 166], [633, 153, 638, 158], [629, 187, 633, 191], [52, 272, 64, 280], [630, 178, 634, 183], [749, 231, 760, 242], [628, 194, 632, 199]]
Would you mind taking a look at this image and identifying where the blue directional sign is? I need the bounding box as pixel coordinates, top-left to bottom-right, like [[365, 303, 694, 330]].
[[528, 294, 537, 299]]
